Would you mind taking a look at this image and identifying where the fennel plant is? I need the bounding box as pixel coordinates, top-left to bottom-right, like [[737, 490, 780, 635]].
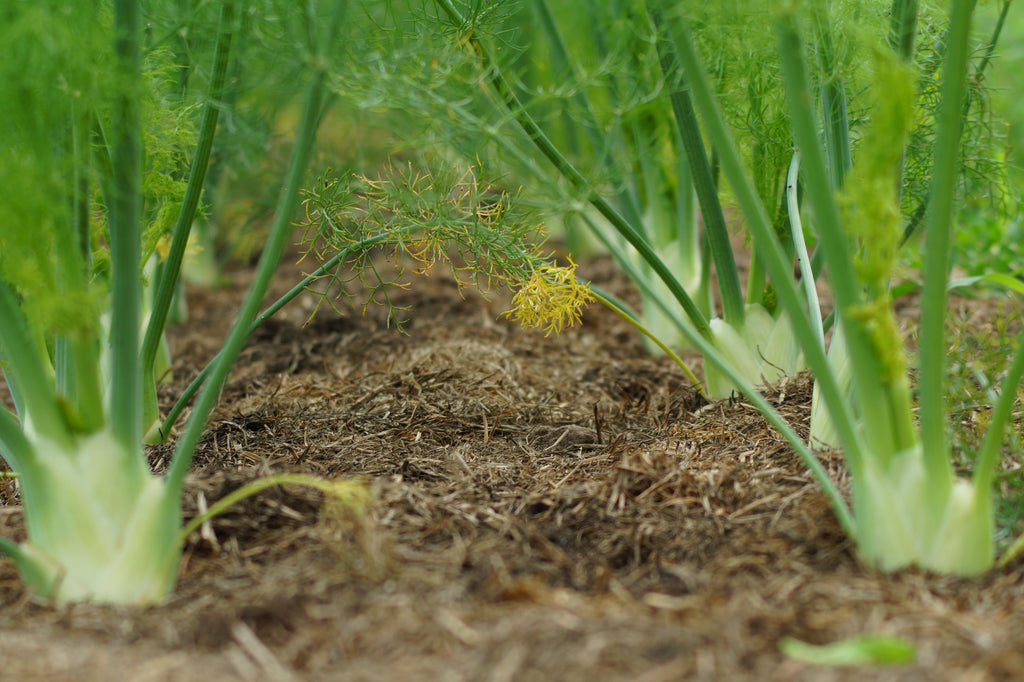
[[652, 0, 1024, 574], [0, 0, 353, 604], [413, 0, 806, 399]]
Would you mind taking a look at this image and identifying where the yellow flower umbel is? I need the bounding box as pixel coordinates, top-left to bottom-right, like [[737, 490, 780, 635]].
[[506, 259, 594, 336]]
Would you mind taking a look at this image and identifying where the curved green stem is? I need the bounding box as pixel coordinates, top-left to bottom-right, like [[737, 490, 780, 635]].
[[580, 209, 710, 354], [178, 473, 369, 545], [917, 0, 975, 495], [974, 332, 1024, 493], [787, 154, 824, 348], [590, 289, 706, 396], [141, 0, 238, 431], [966, 0, 1009, 111]]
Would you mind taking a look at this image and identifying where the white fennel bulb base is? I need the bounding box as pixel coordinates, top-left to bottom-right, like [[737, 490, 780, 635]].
[[853, 444, 993, 576], [12, 430, 180, 604]]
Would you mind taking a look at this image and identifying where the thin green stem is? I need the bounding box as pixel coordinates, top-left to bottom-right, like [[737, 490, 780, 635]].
[[966, 0, 1010, 112], [651, 9, 744, 328], [109, 0, 144, 454], [527, 0, 581, 158], [590, 289, 706, 395], [787, 153, 824, 348], [580, 211, 708, 358], [918, 0, 975, 489], [973, 333, 1024, 492], [998, 534, 1024, 568], [145, 0, 216, 53], [979, 1, 1010, 70], [178, 473, 368, 545], [141, 0, 237, 429]]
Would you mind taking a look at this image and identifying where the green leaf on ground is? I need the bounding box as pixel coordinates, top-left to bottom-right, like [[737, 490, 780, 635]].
[[779, 635, 916, 666]]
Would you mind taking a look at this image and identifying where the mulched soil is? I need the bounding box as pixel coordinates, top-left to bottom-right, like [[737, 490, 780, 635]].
[[0, 248, 1023, 681]]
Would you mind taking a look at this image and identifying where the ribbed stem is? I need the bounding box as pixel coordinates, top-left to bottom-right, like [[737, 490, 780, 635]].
[[108, 0, 144, 455], [917, 0, 976, 495], [651, 10, 745, 328], [889, 0, 919, 60], [141, 0, 238, 431]]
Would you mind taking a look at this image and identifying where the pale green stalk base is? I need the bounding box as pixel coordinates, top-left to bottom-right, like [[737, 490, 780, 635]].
[[10, 430, 180, 604], [809, 323, 854, 450], [854, 444, 993, 576], [705, 303, 805, 400], [3, 443, 371, 604]]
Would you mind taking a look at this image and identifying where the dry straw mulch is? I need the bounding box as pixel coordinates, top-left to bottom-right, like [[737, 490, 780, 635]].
[[0, 252, 1022, 681]]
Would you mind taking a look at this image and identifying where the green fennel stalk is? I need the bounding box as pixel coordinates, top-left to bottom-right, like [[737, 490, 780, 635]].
[[108, 0, 144, 453], [140, 0, 238, 440]]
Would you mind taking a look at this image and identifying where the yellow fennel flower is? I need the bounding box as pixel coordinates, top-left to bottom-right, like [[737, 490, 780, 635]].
[[506, 259, 594, 335]]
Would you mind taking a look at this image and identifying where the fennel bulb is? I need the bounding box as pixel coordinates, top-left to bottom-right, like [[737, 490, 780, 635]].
[[705, 303, 804, 400], [852, 444, 993, 575], [10, 430, 180, 603]]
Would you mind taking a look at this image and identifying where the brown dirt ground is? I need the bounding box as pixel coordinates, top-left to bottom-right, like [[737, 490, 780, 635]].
[[1, 249, 1024, 681]]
